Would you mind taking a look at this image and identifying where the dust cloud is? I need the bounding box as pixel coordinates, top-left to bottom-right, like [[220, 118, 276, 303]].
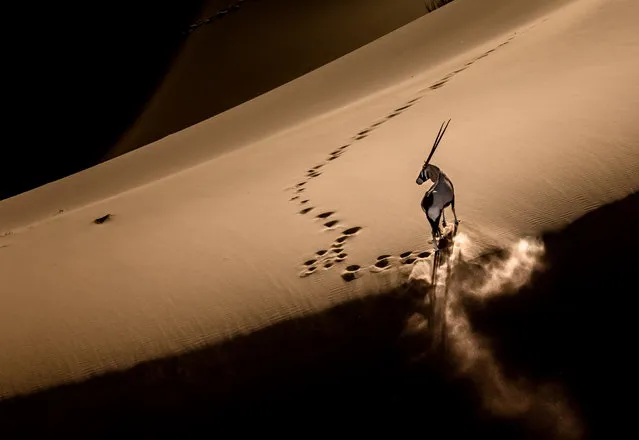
[[410, 234, 584, 440]]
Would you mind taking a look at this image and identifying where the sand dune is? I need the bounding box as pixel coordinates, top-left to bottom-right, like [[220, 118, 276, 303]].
[[1, 0, 638, 401], [2, 193, 637, 437]]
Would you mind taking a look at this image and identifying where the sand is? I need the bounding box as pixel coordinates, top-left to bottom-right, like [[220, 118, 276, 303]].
[[1, 0, 638, 399]]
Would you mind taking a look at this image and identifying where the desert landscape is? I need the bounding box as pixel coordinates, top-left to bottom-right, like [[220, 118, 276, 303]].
[[1, 0, 638, 437]]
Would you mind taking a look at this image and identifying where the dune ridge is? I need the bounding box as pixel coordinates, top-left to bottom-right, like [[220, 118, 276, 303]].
[[1, 0, 579, 231]]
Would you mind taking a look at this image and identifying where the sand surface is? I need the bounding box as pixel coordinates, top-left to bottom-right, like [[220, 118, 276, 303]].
[[1, 0, 638, 399]]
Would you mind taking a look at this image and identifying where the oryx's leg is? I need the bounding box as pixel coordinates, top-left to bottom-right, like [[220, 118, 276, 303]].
[[442, 209, 447, 228], [427, 206, 442, 244], [451, 198, 459, 226]]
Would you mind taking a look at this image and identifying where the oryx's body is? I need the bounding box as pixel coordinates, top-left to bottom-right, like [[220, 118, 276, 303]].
[[416, 120, 458, 248]]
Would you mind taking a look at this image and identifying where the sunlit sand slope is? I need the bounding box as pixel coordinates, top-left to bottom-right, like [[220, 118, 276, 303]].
[[1, 0, 637, 399]]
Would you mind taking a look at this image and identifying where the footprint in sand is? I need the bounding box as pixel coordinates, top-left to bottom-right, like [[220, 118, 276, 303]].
[[429, 79, 449, 90], [299, 264, 319, 278], [291, 90, 434, 279], [334, 236, 348, 245], [343, 226, 362, 234], [335, 252, 348, 262], [298, 244, 349, 277], [341, 264, 363, 282], [354, 129, 371, 140], [371, 257, 392, 272], [324, 220, 339, 229], [93, 214, 112, 224], [338, 249, 435, 281], [316, 211, 335, 220], [299, 207, 314, 215], [393, 103, 414, 113]]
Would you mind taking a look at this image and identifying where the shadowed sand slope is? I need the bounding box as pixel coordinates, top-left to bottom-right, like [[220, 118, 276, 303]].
[[1, 0, 638, 401], [1, 193, 636, 438], [107, 0, 435, 160]]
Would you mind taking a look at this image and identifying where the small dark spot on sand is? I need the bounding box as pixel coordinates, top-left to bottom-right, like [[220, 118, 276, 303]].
[[317, 211, 334, 219], [400, 251, 413, 258], [417, 251, 431, 258], [299, 207, 314, 215], [377, 254, 391, 260], [342, 272, 356, 282], [324, 220, 339, 228], [430, 81, 447, 90], [403, 258, 417, 265], [394, 104, 413, 112], [346, 264, 360, 272], [374, 259, 390, 269], [342, 226, 362, 235], [335, 236, 348, 244], [304, 259, 316, 266], [316, 250, 328, 256], [93, 214, 112, 224]]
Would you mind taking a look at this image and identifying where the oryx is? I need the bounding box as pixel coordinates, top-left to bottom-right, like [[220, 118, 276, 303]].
[[416, 119, 459, 249]]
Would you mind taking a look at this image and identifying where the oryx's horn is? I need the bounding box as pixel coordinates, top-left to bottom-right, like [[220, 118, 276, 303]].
[[424, 119, 451, 166]]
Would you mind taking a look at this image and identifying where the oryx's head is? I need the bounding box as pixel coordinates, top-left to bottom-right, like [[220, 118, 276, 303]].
[[416, 119, 450, 185], [416, 164, 440, 185]]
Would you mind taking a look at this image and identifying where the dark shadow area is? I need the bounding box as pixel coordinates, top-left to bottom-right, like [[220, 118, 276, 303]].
[[0, 277, 525, 438], [3, 1, 206, 201], [4, 0, 444, 200], [1, 193, 636, 438], [463, 191, 639, 440]]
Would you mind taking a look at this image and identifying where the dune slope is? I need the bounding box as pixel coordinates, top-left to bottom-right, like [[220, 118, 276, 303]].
[[1, 0, 638, 399]]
